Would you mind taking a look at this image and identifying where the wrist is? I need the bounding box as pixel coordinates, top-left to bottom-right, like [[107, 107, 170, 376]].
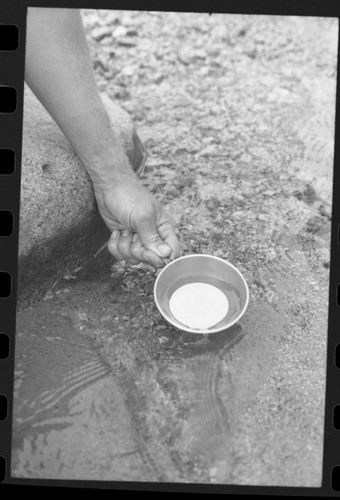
[[82, 141, 134, 187], [92, 164, 142, 195], [59, 100, 132, 185]]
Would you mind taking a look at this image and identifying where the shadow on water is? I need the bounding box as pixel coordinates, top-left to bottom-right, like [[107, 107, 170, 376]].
[[176, 323, 245, 358]]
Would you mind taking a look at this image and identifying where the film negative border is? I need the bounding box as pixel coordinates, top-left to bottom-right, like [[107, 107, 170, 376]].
[[0, 0, 26, 488], [325, 13, 340, 488], [0, 0, 339, 496]]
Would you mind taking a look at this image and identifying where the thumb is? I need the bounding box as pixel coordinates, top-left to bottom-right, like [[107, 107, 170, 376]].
[[137, 217, 171, 258]]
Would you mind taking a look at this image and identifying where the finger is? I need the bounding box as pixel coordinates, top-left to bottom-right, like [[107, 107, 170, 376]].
[[117, 229, 140, 265], [137, 214, 171, 259], [157, 215, 181, 260], [142, 249, 165, 269], [107, 230, 124, 261], [130, 235, 163, 269]]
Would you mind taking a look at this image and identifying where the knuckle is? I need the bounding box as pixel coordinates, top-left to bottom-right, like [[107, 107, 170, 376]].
[[130, 246, 141, 260], [144, 233, 161, 246]]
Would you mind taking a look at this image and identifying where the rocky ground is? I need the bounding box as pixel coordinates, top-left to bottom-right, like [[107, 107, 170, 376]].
[[11, 11, 337, 487]]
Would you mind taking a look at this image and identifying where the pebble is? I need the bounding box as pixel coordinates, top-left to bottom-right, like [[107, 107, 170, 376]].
[[205, 199, 218, 211], [199, 66, 211, 76], [178, 47, 192, 65], [206, 47, 221, 57], [153, 74, 165, 84], [121, 65, 135, 77], [212, 25, 229, 40], [158, 336, 169, 344], [214, 249, 225, 258], [233, 194, 246, 205], [121, 14, 136, 26], [242, 187, 253, 198], [195, 49, 207, 60], [198, 144, 220, 157], [318, 204, 331, 219], [266, 292, 276, 304], [258, 214, 267, 221], [113, 25, 128, 38], [117, 38, 137, 47], [92, 26, 113, 42], [105, 12, 119, 25], [303, 184, 317, 204], [265, 248, 277, 261], [233, 210, 247, 218], [126, 28, 138, 37]]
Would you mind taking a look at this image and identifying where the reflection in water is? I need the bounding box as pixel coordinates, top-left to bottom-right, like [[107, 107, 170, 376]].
[[147, 323, 245, 483]]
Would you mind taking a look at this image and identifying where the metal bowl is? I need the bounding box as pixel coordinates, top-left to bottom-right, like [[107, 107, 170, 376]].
[[154, 254, 249, 334]]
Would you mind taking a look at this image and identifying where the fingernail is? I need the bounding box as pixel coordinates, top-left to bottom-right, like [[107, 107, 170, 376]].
[[111, 230, 119, 238], [158, 243, 170, 256]]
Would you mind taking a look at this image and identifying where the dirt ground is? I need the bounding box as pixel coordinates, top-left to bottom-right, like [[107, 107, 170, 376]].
[[11, 11, 337, 487]]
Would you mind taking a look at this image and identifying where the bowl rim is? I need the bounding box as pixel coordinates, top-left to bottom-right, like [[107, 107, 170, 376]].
[[153, 253, 250, 334]]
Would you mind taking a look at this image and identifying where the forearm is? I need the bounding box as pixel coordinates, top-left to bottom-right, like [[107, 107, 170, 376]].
[[25, 7, 130, 185]]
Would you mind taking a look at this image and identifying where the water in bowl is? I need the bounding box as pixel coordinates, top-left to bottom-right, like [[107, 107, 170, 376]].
[[169, 282, 230, 330]]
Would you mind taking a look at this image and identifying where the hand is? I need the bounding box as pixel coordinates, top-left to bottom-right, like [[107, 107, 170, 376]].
[[94, 170, 180, 268]]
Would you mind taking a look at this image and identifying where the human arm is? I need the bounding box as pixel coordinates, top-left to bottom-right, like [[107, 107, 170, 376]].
[[25, 7, 180, 267]]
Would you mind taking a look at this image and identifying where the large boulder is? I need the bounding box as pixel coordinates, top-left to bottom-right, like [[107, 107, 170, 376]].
[[18, 85, 147, 307]]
